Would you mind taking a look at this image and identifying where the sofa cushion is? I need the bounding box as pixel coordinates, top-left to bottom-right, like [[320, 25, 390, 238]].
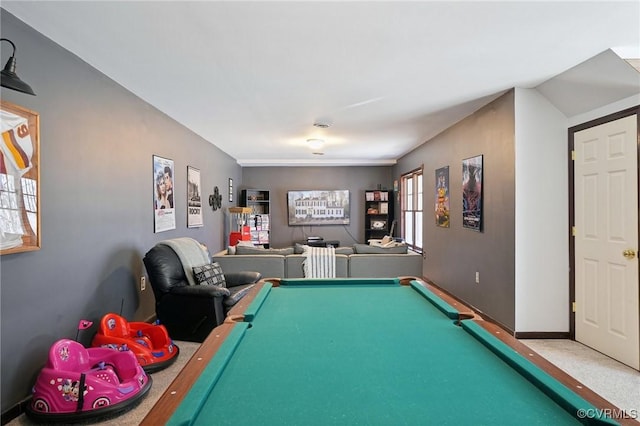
[[295, 243, 353, 255], [235, 246, 294, 256], [335, 246, 355, 255], [227, 240, 255, 255], [353, 243, 408, 254], [192, 262, 231, 296]]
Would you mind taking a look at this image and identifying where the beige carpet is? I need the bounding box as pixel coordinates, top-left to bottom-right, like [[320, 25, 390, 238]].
[[8, 340, 201, 426], [521, 339, 640, 416]]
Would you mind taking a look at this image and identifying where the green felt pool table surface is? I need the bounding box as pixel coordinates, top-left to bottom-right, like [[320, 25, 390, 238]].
[[141, 278, 622, 426]]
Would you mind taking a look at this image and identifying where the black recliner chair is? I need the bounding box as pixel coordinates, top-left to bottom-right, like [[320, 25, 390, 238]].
[[143, 244, 261, 342]]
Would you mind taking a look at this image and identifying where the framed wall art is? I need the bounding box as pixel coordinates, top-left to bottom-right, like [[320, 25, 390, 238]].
[[435, 166, 450, 228], [0, 100, 40, 255], [187, 166, 203, 228], [287, 189, 350, 226], [462, 155, 483, 231], [153, 155, 176, 232]]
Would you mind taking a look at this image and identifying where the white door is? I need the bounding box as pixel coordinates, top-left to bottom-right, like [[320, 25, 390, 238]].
[[574, 114, 639, 370]]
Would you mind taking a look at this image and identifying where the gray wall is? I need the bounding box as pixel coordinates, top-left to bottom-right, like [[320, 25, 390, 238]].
[[395, 91, 516, 329], [241, 166, 394, 248], [1, 8, 517, 415], [1, 11, 241, 413]]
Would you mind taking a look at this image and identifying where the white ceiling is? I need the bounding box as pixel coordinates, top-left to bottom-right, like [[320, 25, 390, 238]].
[[3, 1, 639, 166]]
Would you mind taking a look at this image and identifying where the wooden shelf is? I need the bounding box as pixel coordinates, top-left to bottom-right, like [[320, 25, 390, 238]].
[[364, 190, 394, 242], [240, 189, 270, 247]]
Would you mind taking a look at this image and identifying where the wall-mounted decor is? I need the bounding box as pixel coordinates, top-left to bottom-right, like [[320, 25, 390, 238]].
[[435, 166, 450, 228], [209, 186, 222, 211], [153, 155, 176, 233], [187, 166, 203, 228], [462, 155, 483, 231], [228, 178, 233, 202], [0, 100, 40, 255], [287, 190, 350, 226], [371, 219, 387, 230]]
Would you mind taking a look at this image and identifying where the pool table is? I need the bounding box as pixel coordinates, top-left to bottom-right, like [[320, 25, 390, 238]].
[[141, 278, 622, 425]]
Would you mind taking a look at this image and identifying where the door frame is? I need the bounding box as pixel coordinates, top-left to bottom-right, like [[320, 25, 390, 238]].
[[568, 105, 640, 339]]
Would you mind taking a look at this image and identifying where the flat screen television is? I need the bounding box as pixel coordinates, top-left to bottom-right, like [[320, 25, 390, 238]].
[[287, 190, 350, 226]]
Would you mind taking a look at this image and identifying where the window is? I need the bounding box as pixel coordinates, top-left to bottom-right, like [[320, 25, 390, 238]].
[[401, 167, 423, 253]]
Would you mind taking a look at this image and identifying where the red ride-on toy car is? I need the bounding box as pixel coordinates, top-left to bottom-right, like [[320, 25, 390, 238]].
[[91, 313, 179, 373], [26, 339, 152, 423]]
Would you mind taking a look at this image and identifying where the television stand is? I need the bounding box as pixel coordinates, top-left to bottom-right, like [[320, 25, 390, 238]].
[[296, 239, 340, 248]]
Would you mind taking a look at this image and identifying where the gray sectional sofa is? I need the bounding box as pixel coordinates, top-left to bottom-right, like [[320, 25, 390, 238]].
[[211, 244, 422, 279]]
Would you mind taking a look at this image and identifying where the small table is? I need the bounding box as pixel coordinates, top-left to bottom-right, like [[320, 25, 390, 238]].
[[296, 239, 340, 248], [141, 278, 618, 425]]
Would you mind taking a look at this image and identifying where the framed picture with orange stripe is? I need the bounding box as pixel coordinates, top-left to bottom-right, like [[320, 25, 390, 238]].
[[0, 100, 40, 255]]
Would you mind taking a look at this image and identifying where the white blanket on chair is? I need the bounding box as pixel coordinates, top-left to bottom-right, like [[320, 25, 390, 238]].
[[159, 237, 210, 286], [303, 246, 336, 278]]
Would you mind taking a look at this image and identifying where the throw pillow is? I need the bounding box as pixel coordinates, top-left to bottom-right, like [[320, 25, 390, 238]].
[[193, 262, 227, 288], [228, 240, 256, 255], [334, 246, 354, 255], [353, 243, 408, 254], [235, 246, 294, 256], [296, 244, 353, 255]]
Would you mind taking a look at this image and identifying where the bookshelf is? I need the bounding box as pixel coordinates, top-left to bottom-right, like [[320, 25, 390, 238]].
[[364, 190, 394, 242], [240, 189, 270, 247]]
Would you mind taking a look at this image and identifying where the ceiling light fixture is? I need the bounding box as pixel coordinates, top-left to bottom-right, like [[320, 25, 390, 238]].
[[0, 38, 36, 96], [306, 138, 325, 150], [313, 122, 330, 128]]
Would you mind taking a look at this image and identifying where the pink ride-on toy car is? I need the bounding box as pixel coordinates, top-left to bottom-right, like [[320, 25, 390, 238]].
[[26, 338, 152, 423], [91, 313, 179, 373]]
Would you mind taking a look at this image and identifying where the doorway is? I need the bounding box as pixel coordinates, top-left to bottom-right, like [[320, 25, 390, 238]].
[[570, 107, 639, 370]]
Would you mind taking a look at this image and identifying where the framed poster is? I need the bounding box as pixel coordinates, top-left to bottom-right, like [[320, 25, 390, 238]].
[[287, 190, 350, 226], [0, 101, 40, 255], [153, 155, 176, 233], [187, 166, 203, 228], [462, 155, 483, 231], [435, 166, 450, 228]]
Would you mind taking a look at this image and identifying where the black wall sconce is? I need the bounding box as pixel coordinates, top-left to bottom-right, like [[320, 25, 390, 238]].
[[1, 38, 36, 96], [209, 186, 222, 211]]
